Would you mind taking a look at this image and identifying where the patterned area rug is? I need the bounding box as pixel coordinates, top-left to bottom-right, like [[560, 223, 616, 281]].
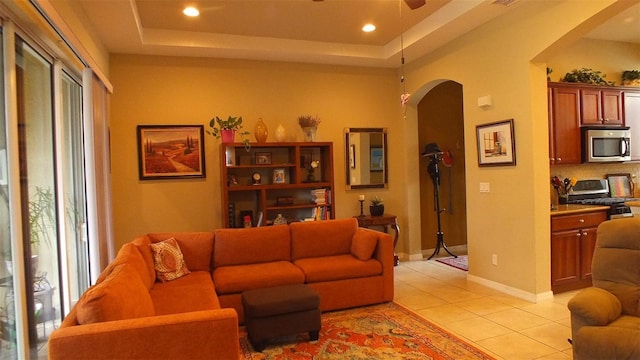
[[435, 255, 468, 271], [240, 302, 493, 359]]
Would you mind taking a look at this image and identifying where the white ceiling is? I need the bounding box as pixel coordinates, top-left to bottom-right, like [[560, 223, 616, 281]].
[[71, 0, 640, 68]]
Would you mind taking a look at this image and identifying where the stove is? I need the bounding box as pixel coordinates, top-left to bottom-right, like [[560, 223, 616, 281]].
[[560, 179, 638, 219]]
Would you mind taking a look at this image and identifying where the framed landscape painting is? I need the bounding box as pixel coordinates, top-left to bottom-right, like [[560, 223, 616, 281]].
[[137, 125, 206, 180]]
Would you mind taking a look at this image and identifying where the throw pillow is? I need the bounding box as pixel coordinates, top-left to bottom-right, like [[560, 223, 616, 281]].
[[351, 230, 377, 261], [150, 237, 191, 282]]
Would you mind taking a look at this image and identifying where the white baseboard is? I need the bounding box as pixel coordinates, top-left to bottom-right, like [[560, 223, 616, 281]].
[[400, 245, 468, 262], [399, 248, 553, 303], [467, 274, 554, 303]]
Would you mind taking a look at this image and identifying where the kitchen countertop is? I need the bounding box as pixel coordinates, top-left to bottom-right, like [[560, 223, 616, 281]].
[[550, 204, 610, 216], [625, 201, 640, 207]]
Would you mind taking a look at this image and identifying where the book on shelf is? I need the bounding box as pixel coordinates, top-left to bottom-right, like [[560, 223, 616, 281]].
[[311, 188, 331, 205], [311, 205, 330, 221], [228, 203, 235, 228]]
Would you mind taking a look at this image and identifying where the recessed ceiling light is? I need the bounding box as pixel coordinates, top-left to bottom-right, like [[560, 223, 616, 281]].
[[362, 24, 376, 33], [183, 6, 200, 17]]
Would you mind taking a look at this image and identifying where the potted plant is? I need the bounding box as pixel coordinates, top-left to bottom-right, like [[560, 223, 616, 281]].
[[370, 196, 384, 216], [207, 116, 251, 150], [561, 68, 614, 86], [622, 70, 640, 86], [298, 115, 321, 142], [4, 186, 54, 275]]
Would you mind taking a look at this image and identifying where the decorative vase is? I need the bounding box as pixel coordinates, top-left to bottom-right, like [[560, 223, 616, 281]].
[[274, 214, 287, 225], [220, 129, 236, 143], [370, 205, 384, 216], [254, 118, 268, 143], [301, 126, 317, 142], [275, 124, 287, 142]]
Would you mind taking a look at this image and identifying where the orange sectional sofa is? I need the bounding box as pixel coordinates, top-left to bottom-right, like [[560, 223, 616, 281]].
[[48, 218, 394, 359]]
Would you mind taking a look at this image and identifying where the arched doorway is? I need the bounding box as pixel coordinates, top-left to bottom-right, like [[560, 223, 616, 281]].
[[416, 80, 467, 256]]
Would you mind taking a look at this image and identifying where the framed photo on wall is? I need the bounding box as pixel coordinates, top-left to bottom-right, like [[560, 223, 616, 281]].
[[137, 125, 206, 180], [476, 119, 516, 167]]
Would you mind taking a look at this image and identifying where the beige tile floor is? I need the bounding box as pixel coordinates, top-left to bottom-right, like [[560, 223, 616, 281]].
[[395, 258, 580, 360]]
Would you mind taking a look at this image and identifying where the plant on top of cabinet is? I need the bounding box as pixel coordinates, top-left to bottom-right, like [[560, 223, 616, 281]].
[[561, 68, 614, 86], [622, 70, 640, 86], [207, 116, 251, 150]]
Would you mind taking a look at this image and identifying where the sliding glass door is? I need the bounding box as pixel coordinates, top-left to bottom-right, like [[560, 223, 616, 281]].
[[15, 37, 61, 354], [0, 28, 19, 359], [0, 15, 94, 359], [60, 71, 89, 304]]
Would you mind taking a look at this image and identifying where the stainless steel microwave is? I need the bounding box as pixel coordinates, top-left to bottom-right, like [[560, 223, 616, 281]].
[[583, 127, 631, 163]]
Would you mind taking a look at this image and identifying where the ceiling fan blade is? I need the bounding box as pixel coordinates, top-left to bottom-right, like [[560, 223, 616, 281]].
[[404, 0, 426, 10]]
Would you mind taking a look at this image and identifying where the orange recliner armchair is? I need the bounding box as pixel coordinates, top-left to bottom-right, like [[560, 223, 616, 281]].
[[568, 218, 640, 359]]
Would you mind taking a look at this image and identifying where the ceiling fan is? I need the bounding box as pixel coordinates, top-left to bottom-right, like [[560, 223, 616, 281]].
[[404, 0, 426, 10]]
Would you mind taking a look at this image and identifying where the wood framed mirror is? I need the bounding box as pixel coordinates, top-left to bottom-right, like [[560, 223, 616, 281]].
[[345, 128, 388, 189]]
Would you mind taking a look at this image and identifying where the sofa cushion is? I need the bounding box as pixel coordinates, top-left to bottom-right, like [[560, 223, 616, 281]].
[[76, 263, 154, 324], [213, 261, 305, 294], [351, 229, 377, 261], [290, 218, 358, 260], [214, 226, 291, 267], [149, 232, 215, 271], [294, 254, 382, 283], [150, 271, 220, 315], [150, 237, 191, 282]]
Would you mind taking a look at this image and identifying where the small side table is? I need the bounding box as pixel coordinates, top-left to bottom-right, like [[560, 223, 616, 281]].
[[354, 214, 400, 266]]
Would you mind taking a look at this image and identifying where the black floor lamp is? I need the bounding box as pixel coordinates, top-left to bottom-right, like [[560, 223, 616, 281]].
[[422, 143, 457, 260]]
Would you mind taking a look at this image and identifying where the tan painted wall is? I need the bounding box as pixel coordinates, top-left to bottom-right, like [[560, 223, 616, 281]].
[[548, 38, 640, 85], [400, 0, 629, 296], [109, 55, 401, 250]]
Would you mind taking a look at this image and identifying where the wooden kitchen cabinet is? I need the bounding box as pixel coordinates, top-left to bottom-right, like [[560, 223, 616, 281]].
[[580, 88, 624, 126], [624, 89, 640, 160], [548, 84, 581, 164], [547, 82, 634, 165], [550, 210, 607, 293]]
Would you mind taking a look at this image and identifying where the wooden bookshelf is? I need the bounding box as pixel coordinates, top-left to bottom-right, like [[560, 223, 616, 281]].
[[220, 142, 334, 227]]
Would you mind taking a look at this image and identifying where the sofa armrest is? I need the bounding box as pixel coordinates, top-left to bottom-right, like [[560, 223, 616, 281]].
[[568, 287, 622, 327], [48, 308, 239, 360], [359, 228, 394, 301]]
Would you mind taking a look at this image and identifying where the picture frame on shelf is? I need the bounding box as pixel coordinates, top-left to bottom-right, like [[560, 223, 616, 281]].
[[273, 168, 286, 184], [137, 125, 205, 180], [476, 119, 516, 167], [300, 149, 313, 168], [255, 152, 272, 165]]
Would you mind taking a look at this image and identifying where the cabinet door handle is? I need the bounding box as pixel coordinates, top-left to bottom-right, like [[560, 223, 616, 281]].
[[557, 157, 562, 161], [582, 231, 588, 236], [576, 233, 581, 237], [578, 218, 585, 223]]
